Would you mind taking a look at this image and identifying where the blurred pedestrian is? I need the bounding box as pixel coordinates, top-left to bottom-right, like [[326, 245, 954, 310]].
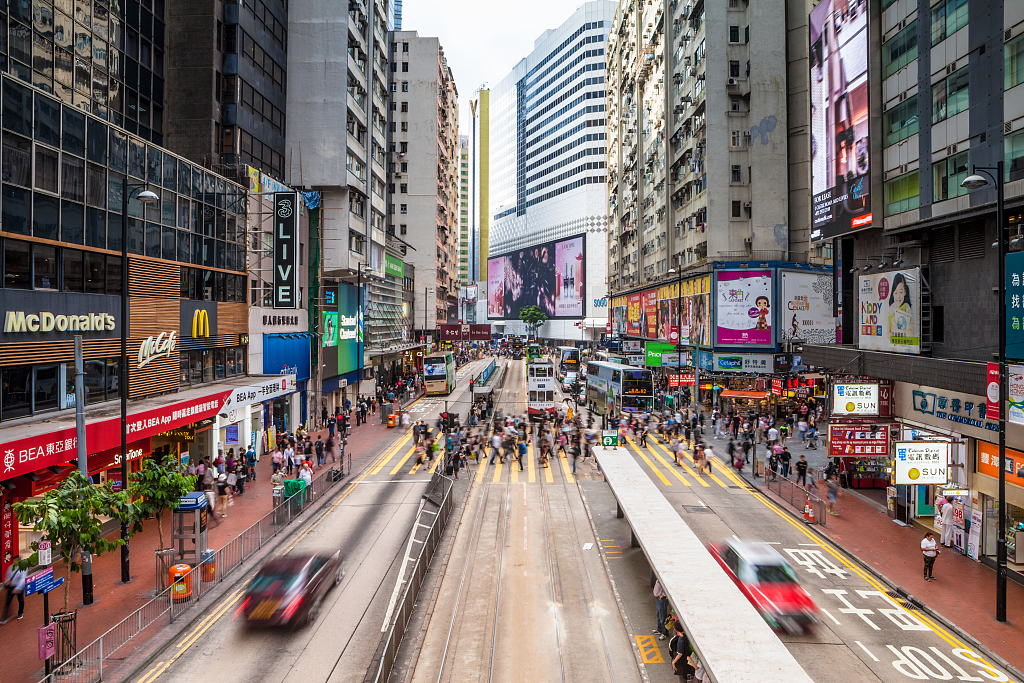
[[653, 579, 669, 640], [0, 556, 26, 623], [216, 473, 229, 517], [921, 531, 939, 581]]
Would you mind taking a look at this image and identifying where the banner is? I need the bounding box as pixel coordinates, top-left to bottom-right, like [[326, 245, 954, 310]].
[[827, 425, 889, 457], [988, 362, 1001, 421], [714, 270, 773, 347], [272, 192, 298, 309], [679, 276, 711, 346], [384, 254, 405, 279], [644, 290, 658, 338], [486, 234, 585, 318], [322, 311, 338, 348], [780, 271, 836, 344], [338, 284, 362, 376], [1007, 252, 1024, 358], [859, 268, 921, 354], [554, 236, 585, 316], [626, 293, 643, 335], [1009, 365, 1024, 426]]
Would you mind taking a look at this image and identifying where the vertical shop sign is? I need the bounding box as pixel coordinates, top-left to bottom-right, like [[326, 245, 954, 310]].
[[1006, 252, 1024, 358], [273, 192, 298, 308], [987, 362, 1001, 421]]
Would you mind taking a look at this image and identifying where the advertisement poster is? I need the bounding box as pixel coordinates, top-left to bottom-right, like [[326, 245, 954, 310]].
[[831, 383, 879, 416], [322, 311, 338, 347], [656, 283, 678, 342], [780, 271, 836, 344], [894, 442, 949, 485], [715, 270, 773, 347], [1009, 365, 1024, 426], [644, 290, 659, 338], [680, 276, 711, 346], [712, 353, 773, 373], [976, 441, 1024, 481], [464, 285, 478, 305], [626, 293, 643, 335], [859, 268, 921, 354], [486, 234, 585, 319], [487, 256, 505, 318], [554, 236, 584, 316], [337, 284, 362, 376], [610, 298, 628, 336], [809, 0, 872, 241], [968, 505, 982, 560], [828, 425, 889, 458]]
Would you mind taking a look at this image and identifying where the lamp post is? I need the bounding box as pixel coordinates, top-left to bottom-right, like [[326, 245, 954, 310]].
[[961, 162, 1007, 622], [119, 181, 158, 584]]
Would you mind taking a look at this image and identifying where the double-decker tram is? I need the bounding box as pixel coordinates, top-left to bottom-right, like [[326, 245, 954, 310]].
[[423, 351, 456, 394], [585, 361, 655, 415], [527, 356, 557, 420]]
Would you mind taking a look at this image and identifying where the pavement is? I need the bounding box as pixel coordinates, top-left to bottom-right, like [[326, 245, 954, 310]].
[[0, 388, 428, 683]]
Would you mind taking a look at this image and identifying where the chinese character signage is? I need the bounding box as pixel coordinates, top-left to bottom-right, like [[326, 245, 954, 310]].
[[859, 268, 921, 354], [1006, 252, 1024, 358], [273, 192, 298, 309], [898, 382, 999, 440], [831, 383, 879, 416], [828, 425, 889, 457], [976, 441, 1024, 482], [894, 441, 949, 485], [714, 270, 774, 347]]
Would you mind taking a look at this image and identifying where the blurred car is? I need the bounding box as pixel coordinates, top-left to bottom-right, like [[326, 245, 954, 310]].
[[236, 551, 343, 628], [708, 539, 817, 634], [561, 372, 578, 390]]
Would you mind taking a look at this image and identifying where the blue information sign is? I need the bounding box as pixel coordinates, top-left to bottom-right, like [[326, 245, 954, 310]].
[[25, 568, 64, 596]]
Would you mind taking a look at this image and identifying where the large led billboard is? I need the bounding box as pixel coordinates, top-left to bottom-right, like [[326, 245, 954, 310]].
[[809, 0, 872, 241], [486, 234, 585, 319], [337, 284, 363, 375]]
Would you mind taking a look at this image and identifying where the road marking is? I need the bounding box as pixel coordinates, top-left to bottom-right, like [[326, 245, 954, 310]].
[[649, 439, 708, 486], [855, 641, 879, 662], [512, 462, 519, 483], [381, 498, 425, 632], [644, 439, 693, 486], [558, 451, 575, 483], [371, 432, 412, 474], [634, 635, 665, 663], [388, 440, 419, 475], [528, 443, 537, 483], [624, 437, 670, 486], [821, 608, 842, 625], [476, 457, 489, 482], [493, 457, 504, 482]]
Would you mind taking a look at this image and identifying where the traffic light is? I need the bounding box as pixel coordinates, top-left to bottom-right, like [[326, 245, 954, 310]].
[[682, 388, 691, 405], [469, 378, 475, 392]]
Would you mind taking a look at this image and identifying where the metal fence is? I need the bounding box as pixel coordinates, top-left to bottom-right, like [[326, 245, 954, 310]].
[[763, 473, 828, 526], [365, 472, 455, 683], [39, 463, 347, 683]]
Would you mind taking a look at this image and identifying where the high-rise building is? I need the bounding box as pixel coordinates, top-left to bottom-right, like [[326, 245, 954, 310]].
[[605, 0, 793, 297], [458, 135, 471, 287], [390, 30, 459, 336], [164, 0, 288, 180], [486, 2, 616, 344], [470, 88, 490, 286]]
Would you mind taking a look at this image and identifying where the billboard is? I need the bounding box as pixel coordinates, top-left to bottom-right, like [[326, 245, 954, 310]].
[[831, 383, 879, 415], [626, 293, 643, 335], [809, 0, 871, 241], [714, 270, 774, 347], [322, 311, 337, 348], [464, 285, 478, 305], [828, 425, 889, 458], [780, 271, 836, 344], [273, 192, 298, 308], [486, 234, 585, 319], [859, 268, 921, 354], [894, 442, 949, 485], [338, 284, 362, 375], [679, 275, 711, 346]]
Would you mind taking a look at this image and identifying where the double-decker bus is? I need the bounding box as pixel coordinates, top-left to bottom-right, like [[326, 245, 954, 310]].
[[423, 351, 456, 395], [527, 357, 557, 420], [585, 361, 655, 415], [556, 345, 581, 380], [593, 350, 627, 365]]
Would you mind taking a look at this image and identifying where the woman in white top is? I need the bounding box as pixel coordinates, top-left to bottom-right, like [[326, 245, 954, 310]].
[[920, 531, 939, 581]]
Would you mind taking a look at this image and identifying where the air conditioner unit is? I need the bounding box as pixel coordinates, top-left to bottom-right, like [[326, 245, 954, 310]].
[[743, 237, 753, 246], [744, 202, 752, 209], [727, 78, 739, 86]]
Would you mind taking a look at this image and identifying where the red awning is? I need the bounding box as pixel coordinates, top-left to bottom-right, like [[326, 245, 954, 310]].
[[719, 390, 769, 400]]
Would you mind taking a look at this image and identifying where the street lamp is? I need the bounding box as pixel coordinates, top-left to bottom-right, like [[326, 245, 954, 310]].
[[119, 182, 158, 584], [960, 162, 1007, 623]]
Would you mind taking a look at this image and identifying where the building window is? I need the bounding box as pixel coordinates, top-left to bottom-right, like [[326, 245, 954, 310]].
[[400, 224, 407, 235], [931, 0, 968, 46], [401, 121, 408, 131], [400, 141, 408, 153], [933, 150, 969, 202], [400, 183, 407, 193], [729, 26, 740, 43], [730, 130, 743, 148], [729, 60, 740, 78], [731, 165, 741, 183], [883, 95, 919, 146], [403, 42, 409, 52], [883, 170, 920, 216], [1007, 33, 1024, 91], [883, 21, 918, 79], [402, 62, 409, 72], [932, 66, 969, 123], [1007, 130, 1024, 182], [401, 81, 409, 92], [401, 162, 408, 172], [401, 101, 408, 112], [731, 200, 741, 218], [400, 204, 408, 214]]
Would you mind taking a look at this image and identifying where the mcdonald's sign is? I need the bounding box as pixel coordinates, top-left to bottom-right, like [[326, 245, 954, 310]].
[[180, 301, 218, 340]]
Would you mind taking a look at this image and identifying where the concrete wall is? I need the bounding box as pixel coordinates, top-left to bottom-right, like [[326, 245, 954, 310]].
[[164, 0, 221, 166]]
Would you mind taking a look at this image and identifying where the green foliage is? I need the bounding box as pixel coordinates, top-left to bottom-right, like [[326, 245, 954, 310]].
[[13, 470, 138, 614], [518, 305, 548, 336], [129, 454, 197, 551]]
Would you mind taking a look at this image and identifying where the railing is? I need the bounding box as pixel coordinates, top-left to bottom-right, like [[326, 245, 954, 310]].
[[364, 473, 455, 683], [763, 472, 827, 526], [39, 463, 349, 683]]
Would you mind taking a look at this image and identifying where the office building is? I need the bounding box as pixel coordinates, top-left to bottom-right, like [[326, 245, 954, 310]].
[[390, 30, 459, 337], [458, 135, 470, 287], [486, 1, 616, 344]]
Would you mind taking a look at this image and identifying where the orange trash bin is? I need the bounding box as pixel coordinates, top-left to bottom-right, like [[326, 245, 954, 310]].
[[387, 413, 397, 427], [201, 550, 216, 582], [170, 564, 192, 601]]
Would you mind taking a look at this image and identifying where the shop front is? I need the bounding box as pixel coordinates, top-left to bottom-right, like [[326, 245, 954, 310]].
[[217, 374, 298, 457], [973, 441, 1024, 579], [263, 334, 311, 434]]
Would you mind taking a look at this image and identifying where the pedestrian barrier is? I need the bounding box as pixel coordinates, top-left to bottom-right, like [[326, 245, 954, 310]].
[[364, 472, 456, 683], [37, 464, 347, 683], [763, 473, 827, 526]]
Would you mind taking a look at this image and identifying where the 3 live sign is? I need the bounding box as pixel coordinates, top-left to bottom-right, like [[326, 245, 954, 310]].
[[894, 441, 949, 484], [273, 192, 298, 309]]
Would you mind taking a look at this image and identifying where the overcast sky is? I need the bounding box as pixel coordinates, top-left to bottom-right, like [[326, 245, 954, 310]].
[[402, 0, 590, 130]]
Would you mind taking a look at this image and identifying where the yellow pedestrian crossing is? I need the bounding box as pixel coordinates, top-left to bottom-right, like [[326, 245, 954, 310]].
[[624, 433, 746, 492]]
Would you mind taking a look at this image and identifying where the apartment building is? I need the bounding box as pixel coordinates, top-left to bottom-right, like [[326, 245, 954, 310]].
[[486, 1, 616, 343], [390, 31, 459, 335], [606, 0, 792, 297]]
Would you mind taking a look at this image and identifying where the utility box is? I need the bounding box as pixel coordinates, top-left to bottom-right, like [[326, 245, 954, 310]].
[[171, 491, 209, 566]]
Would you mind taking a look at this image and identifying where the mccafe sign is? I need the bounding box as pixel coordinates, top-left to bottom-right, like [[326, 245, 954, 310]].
[[0, 291, 122, 342], [137, 331, 177, 369]]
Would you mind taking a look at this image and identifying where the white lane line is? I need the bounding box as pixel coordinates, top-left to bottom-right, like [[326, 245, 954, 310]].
[[855, 641, 879, 662], [381, 498, 425, 632], [820, 608, 841, 625], [798, 543, 819, 546]]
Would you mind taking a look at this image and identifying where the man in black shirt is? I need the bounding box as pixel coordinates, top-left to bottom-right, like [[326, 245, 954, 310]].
[[779, 447, 792, 479], [796, 454, 809, 487]]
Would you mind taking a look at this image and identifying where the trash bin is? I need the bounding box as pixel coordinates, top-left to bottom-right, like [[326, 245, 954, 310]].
[[201, 550, 216, 582], [170, 564, 192, 601], [387, 413, 397, 428], [284, 478, 307, 513], [272, 485, 285, 524]]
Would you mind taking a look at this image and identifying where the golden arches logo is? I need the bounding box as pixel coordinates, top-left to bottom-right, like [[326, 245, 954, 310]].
[[192, 309, 210, 337]]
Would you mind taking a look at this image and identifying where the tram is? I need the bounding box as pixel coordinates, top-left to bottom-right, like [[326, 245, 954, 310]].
[[527, 356, 557, 420], [585, 360, 655, 415]]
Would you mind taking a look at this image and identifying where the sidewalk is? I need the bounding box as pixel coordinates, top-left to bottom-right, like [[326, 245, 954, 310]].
[[0, 394, 422, 683], [742, 466, 1024, 677]]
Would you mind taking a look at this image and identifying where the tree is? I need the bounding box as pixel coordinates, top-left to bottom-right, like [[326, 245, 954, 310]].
[[13, 470, 138, 615], [129, 453, 197, 552], [518, 305, 548, 339]]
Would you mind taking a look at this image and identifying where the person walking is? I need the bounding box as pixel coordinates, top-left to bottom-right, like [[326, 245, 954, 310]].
[[921, 531, 939, 581], [315, 436, 325, 467], [779, 447, 792, 479], [825, 474, 840, 516], [216, 473, 230, 517], [517, 438, 527, 472], [0, 556, 26, 623], [653, 579, 670, 641], [795, 454, 809, 487]]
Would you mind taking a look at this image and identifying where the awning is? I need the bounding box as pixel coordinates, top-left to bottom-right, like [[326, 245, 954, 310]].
[[719, 390, 769, 400]]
